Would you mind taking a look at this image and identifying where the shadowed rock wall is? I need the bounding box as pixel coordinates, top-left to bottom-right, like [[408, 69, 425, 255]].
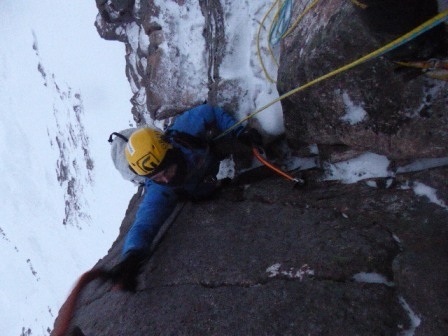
[[278, 0, 448, 160]]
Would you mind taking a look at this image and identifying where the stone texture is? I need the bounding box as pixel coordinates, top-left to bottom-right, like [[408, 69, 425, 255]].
[[53, 167, 448, 335], [277, 0, 448, 160]]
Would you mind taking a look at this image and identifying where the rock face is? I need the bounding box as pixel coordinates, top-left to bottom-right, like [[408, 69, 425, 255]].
[[54, 167, 448, 335], [52, 1, 448, 335], [94, 0, 227, 122], [277, 0, 448, 161], [34, 32, 94, 228], [92, 0, 283, 131]]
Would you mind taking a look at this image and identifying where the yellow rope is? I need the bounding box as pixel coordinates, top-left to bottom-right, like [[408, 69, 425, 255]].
[[257, 0, 367, 84], [256, 1, 279, 83], [267, 2, 281, 69], [350, 0, 368, 10], [216, 9, 448, 140], [257, 0, 321, 84]]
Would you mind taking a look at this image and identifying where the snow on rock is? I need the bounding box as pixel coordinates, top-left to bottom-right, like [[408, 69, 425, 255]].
[[399, 296, 422, 336], [353, 272, 395, 287], [340, 91, 368, 125], [143, 0, 208, 118], [95, 0, 284, 136], [266, 263, 315, 280], [33, 38, 94, 227], [323, 152, 392, 183], [413, 181, 448, 210]]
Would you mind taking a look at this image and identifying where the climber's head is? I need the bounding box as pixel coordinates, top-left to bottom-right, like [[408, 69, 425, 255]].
[[125, 127, 187, 185], [125, 127, 172, 176]]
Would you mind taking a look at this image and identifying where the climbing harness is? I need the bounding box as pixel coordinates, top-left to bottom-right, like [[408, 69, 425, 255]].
[[218, 9, 448, 140]]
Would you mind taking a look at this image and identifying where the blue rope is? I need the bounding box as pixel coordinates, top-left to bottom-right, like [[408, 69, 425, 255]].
[[269, 0, 293, 46]]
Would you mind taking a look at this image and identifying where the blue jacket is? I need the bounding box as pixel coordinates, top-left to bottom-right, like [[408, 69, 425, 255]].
[[122, 104, 244, 257]]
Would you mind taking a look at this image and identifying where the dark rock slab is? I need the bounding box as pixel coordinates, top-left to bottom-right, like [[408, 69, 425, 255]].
[[54, 167, 448, 335], [277, 0, 448, 160]]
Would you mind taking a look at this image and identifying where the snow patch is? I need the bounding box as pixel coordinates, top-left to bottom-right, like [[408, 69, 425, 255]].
[[153, 0, 208, 100], [216, 156, 236, 180], [266, 263, 314, 280], [413, 182, 448, 210], [398, 296, 421, 336], [324, 152, 392, 184], [219, 1, 284, 136], [341, 92, 368, 125], [352, 272, 395, 287], [309, 144, 319, 155], [365, 178, 394, 189]]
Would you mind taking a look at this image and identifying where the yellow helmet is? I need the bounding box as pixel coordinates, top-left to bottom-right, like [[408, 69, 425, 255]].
[[125, 128, 172, 176]]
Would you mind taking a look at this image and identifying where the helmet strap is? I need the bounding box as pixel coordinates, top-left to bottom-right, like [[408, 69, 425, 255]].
[[108, 132, 129, 143]]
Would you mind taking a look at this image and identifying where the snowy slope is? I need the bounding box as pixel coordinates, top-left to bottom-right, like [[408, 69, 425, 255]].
[[0, 2, 135, 335]]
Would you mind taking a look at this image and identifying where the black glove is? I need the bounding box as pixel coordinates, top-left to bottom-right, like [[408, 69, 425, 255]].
[[237, 127, 263, 147], [109, 251, 146, 292]]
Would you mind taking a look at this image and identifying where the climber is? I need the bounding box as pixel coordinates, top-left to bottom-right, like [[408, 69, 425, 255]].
[[108, 103, 262, 291]]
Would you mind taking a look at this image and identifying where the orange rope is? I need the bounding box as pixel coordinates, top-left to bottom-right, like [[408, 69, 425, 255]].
[[52, 268, 111, 336], [252, 147, 302, 183]]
